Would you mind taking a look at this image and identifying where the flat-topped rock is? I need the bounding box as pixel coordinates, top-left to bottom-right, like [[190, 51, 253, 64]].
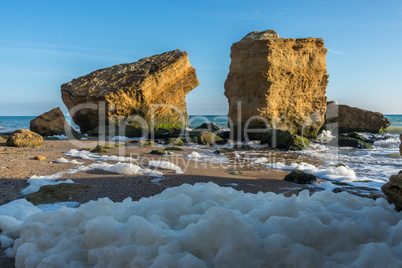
[[224, 30, 329, 139], [61, 49, 199, 132]]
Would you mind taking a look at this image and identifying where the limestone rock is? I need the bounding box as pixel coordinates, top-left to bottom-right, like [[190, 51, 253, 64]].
[[164, 138, 184, 146], [224, 30, 329, 139], [381, 171, 402, 211], [261, 130, 310, 151], [30, 107, 77, 137], [61, 49, 199, 132], [6, 129, 44, 147], [324, 102, 391, 134], [328, 136, 373, 149], [197, 131, 224, 145], [34, 156, 46, 161], [284, 170, 317, 184]]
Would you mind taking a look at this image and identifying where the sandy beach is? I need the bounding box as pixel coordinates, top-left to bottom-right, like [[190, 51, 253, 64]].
[[0, 137, 322, 206]]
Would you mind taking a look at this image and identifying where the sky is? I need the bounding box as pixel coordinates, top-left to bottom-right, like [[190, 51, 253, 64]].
[[0, 0, 401, 116]]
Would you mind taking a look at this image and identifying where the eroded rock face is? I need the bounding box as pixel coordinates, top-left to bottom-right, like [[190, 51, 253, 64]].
[[30, 107, 76, 137], [224, 30, 329, 139], [61, 50, 199, 132], [382, 171, 402, 211], [324, 102, 391, 134]]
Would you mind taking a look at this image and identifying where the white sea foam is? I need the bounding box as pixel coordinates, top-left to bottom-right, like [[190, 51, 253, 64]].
[[185, 151, 203, 158], [374, 137, 401, 147], [112, 136, 129, 141], [88, 162, 163, 177], [148, 160, 183, 174], [264, 162, 357, 182], [1, 183, 401, 267], [315, 130, 334, 143], [185, 151, 228, 163], [64, 149, 137, 162], [21, 164, 94, 195], [252, 157, 269, 164], [37, 202, 81, 212], [47, 135, 68, 140], [21, 174, 74, 195], [54, 157, 83, 165]]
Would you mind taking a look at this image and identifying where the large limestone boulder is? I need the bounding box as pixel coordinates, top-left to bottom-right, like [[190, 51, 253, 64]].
[[382, 171, 402, 211], [30, 107, 77, 137], [61, 49, 199, 132], [224, 30, 329, 139], [324, 102, 391, 134], [6, 129, 44, 147]]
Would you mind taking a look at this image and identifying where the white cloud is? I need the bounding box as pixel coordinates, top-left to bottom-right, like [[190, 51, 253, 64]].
[[327, 48, 344, 55]]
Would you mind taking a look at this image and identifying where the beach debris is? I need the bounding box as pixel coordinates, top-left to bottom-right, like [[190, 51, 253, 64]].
[[197, 131, 224, 145], [323, 101, 391, 134], [381, 171, 402, 211], [26, 183, 91, 205], [284, 169, 317, 184], [224, 29, 328, 139], [61, 49, 199, 133], [30, 107, 78, 137], [6, 129, 44, 147], [33, 156, 46, 161], [261, 130, 309, 151]]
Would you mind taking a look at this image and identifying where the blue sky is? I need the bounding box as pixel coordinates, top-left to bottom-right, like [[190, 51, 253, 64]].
[[0, 0, 401, 116]]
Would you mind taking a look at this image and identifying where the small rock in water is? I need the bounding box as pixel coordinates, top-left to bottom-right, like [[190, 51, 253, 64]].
[[284, 170, 317, 184]]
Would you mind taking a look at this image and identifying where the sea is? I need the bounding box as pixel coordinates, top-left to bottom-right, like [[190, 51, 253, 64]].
[[1, 115, 401, 190]]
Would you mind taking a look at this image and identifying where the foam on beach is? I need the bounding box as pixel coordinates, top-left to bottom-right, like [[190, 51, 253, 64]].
[[64, 149, 137, 162], [54, 157, 84, 165], [148, 160, 183, 174], [185, 151, 228, 163], [1, 183, 401, 267], [88, 162, 163, 177]]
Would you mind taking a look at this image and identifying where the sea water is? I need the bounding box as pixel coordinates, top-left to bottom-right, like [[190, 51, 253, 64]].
[[0, 115, 228, 133]]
